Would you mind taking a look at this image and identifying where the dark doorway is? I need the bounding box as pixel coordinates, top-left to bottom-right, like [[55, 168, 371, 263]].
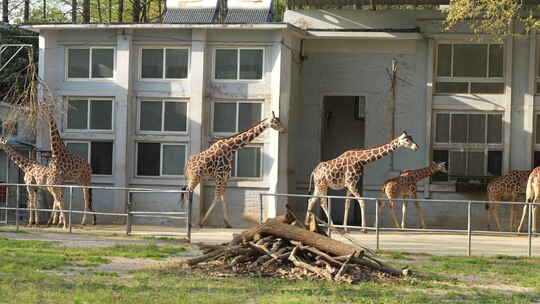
[[321, 96, 365, 226]]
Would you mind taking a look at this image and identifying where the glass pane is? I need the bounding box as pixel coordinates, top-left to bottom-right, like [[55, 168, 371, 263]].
[[165, 49, 188, 79], [215, 49, 238, 80], [137, 143, 160, 176], [236, 147, 261, 177], [239, 49, 263, 80], [435, 82, 468, 94], [449, 151, 467, 176], [453, 44, 487, 77], [487, 151, 502, 176], [470, 82, 504, 94], [90, 100, 112, 130], [164, 102, 187, 132], [91, 142, 113, 175], [432, 150, 449, 182], [213, 103, 237, 133], [489, 44, 503, 77], [451, 114, 467, 143], [140, 101, 162, 131], [487, 114, 502, 143], [91, 49, 114, 78], [437, 44, 452, 77], [68, 49, 89, 78], [67, 100, 88, 129], [468, 114, 485, 143], [141, 49, 164, 78], [162, 145, 186, 176], [66, 143, 88, 160], [435, 113, 449, 143], [535, 151, 540, 168], [467, 151, 485, 177], [238, 103, 262, 132]]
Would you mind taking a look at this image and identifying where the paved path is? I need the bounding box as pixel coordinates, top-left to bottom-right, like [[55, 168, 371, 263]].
[[1, 225, 538, 256]]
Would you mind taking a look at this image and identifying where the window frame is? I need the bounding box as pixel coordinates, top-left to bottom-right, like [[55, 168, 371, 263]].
[[232, 144, 264, 180], [432, 111, 504, 180], [65, 97, 115, 133], [211, 100, 264, 137], [434, 41, 504, 95], [65, 47, 116, 81], [212, 47, 265, 82], [138, 47, 190, 81], [136, 99, 189, 135], [135, 142, 188, 178], [65, 140, 114, 177]]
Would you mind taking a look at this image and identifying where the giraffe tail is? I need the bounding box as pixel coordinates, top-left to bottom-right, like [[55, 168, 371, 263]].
[[307, 172, 314, 195]]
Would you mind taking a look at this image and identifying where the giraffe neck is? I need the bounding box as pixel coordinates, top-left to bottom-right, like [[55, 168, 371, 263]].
[[220, 120, 269, 152], [401, 166, 437, 183], [359, 137, 400, 165], [2, 144, 36, 172], [46, 109, 67, 159]]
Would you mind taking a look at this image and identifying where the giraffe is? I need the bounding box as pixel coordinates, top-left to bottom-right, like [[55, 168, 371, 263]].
[[184, 112, 285, 228], [517, 167, 539, 233], [305, 131, 419, 229], [486, 170, 530, 232], [43, 106, 95, 226], [379, 161, 447, 229], [0, 137, 58, 226]]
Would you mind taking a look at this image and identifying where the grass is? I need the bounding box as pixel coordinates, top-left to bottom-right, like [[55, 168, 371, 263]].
[[0, 238, 539, 303], [0, 228, 30, 233]]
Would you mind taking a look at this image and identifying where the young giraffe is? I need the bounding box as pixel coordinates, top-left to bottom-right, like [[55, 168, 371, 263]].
[[305, 131, 419, 229], [486, 170, 530, 232], [43, 106, 95, 226], [184, 112, 285, 228], [380, 161, 447, 229], [0, 137, 57, 226], [517, 167, 539, 233]]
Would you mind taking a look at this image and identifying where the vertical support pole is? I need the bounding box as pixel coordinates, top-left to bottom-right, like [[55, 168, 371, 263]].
[[327, 197, 332, 238], [126, 190, 132, 236], [375, 199, 380, 251], [187, 191, 193, 243], [467, 201, 472, 257], [15, 186, 19, 231], [528, 201, 533, 257], [68, 187, 73, 233], [259, 193, 263, 224]]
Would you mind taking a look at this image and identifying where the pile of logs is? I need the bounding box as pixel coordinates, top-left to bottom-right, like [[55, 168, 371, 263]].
[[184, 219, 409, 284]]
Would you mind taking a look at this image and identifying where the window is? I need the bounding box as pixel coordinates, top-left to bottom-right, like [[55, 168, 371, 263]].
[[432, 112, 503, 181], [233, 146, 262, 178], [141, 48, 189, 79], [67, 47, 114, 79], [212, 101, 262, 134], [214, 48, 264, 80], [66, 141, 114, 175], [435, 43, 504, 94], [136, 143, 186, 177], [138, 100, 188, 133], [67, 98, 113, 131]]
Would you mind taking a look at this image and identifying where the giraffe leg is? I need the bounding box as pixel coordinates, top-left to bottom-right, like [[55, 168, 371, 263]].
[[509, 205, 516, 232], [343, 191, 352, 233], [373, 200, 382, 227], [401, 200, 408, 229], [49, 186, 66, 229], [533, 202, 538, 233], [346, 187, 366, 230], [305, 186, 323, 226], [81, 186, 94, 225], [389, 200, 400, 228], [517, 204, 528, 233], [411, 194, 426, 229], [216, 181, 232, 228]]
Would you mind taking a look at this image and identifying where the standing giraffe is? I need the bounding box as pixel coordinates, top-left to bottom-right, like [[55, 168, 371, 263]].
[[43, 106, 95, 226], [184, 112, 285, 227], [380, 161, 447, 229], [305, 131, 419, 229], [486, 170, 530, 232], [517, 167, 539, 233], [0, 137, 56, 226]]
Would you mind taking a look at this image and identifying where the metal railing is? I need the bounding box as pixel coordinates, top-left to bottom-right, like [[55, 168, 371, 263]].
[[0, 183, 193, 242], [259, 192, 538, 257]]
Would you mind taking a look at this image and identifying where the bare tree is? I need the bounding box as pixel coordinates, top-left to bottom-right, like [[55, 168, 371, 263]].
[[96, 0, 102, 22], [118, 0, 124, 22], [24, 0, 29, 23], [108, 0, 112, 23], [83, 0, 89, 23], [71, 0, 77, 23], [132, 0, 141, 22], [2, 0, 8, 23]]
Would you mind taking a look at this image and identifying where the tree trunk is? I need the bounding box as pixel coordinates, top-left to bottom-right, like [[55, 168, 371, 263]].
[[2, 0, 8, 23], [71, 0, 77, 23], [83, 0, 90, 23], [132, 0, 141, 22], [108, 0, 112, 23], [97, 0, 102, 22], [24, 0, 29, 23], [118, 0, 124, 22], [42, 0, 46, 21]]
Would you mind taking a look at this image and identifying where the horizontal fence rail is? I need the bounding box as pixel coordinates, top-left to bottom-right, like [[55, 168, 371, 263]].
[[259, 193, 538, 257], [0, 183, 193, 242]]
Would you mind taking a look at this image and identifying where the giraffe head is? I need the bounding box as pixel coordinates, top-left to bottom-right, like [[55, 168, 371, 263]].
[[397, 131, 419, 151], [431, 161, 447, 174], [0, 136, 8, 147], [265, 111, 286, 133]]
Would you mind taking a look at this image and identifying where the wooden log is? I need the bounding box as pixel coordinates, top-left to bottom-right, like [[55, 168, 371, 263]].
[[288, 247, 333, 281]]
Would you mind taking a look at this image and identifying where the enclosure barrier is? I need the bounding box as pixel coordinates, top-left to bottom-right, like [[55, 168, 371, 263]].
[[0, 183, 192, 242], [259, 193, 538, 257]]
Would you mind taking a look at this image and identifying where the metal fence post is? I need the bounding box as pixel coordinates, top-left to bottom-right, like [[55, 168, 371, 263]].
[[259, 193, 263, 224], [467, 201, 472, 257], [327, 198, 332, 237], [15, 185, 19, 231], [375, 199, 380, 251], [126, 191, 132, 236], [187, 191, 193, 243], [68, 187, 73, 233], [528, 201, 533, 257]]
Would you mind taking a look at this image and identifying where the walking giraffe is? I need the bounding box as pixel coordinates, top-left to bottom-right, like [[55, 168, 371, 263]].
[[184, 112, 285, 227], [305, 131, 419, 229], [0, 137, 57, 226], [517, 167, 539, 233], [486, 170, 530, 231], [380, 161, 447, 229], [43, 105, 95, 226]]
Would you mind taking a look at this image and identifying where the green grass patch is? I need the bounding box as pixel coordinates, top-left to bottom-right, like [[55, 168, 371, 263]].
[[0, 228, 30, 234]]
